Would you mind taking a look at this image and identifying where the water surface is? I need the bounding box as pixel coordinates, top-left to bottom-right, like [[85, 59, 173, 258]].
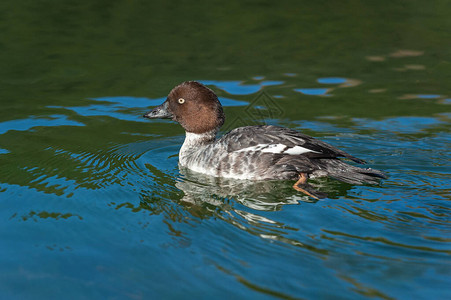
[[1, 1, 450, 299]]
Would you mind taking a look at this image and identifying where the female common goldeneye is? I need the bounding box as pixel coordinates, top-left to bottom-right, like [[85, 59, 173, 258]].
[[143, 81, 386, 198]]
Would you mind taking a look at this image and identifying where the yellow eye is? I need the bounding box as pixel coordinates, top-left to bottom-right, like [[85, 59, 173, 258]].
[[178, 98, 185, 104]]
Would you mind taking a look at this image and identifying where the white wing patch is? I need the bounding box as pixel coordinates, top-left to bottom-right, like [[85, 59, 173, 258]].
[[234, 143, 319, 155], [284, 145, 318, 155]]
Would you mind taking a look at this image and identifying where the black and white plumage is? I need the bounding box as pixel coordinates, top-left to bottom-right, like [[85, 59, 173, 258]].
[[143, 81, 386, 196], [179, 125, 385, 184]]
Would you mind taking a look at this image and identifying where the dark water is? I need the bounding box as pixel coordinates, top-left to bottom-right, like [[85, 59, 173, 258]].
[[1, 1, 450, 299]]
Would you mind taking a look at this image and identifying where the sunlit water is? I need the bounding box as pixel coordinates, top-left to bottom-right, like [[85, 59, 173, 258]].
[[1, 1, 450, 299]]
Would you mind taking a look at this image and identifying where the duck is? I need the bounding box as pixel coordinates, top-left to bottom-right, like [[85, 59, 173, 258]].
[[143, 81, 386, 199]]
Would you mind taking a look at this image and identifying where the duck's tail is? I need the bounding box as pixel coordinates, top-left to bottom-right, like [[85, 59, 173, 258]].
[[317, 159, 387, 185]]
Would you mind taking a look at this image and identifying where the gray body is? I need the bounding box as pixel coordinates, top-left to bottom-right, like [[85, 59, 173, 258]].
[[179, 125, 386, 184]]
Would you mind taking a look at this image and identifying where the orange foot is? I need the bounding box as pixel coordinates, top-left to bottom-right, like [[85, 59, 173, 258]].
[[293, 173, 319, 200]]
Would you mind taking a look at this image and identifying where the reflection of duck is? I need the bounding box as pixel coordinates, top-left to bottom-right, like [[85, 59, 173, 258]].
[[144, 81, 386, 199], [176, 167, 356, 210], [138, 168, 352, 251], [176, 168, 307, 211]]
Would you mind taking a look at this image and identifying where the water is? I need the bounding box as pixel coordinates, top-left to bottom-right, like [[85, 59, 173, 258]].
[[1, 1, 450, 299]]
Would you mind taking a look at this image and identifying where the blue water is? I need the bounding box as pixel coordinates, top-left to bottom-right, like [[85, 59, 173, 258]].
[[1, 0, 450, 299], [2, 76, 450, 299]]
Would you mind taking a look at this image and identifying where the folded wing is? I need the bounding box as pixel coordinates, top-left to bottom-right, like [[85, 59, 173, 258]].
[[220, 125, 366, 164]]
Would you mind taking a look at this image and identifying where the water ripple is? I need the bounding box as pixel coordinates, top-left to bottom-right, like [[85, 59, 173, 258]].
[[0, 115, 84, 134], [200, 80, 284, 95]]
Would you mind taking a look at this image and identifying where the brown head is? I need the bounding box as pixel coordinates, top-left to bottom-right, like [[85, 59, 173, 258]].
[[143, 81, 225, 133]]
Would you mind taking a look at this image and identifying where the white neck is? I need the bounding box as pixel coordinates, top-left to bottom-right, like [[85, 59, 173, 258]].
[[179, 130, 217, 165], [184, 130, 216, 145]]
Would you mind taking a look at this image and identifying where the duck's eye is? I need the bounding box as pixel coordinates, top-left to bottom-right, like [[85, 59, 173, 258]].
[[178, 98, 185, 104]]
